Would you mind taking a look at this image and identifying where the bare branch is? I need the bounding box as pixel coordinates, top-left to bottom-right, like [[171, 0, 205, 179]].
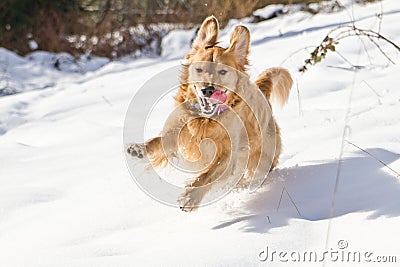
[[300, 24, 400, 72]]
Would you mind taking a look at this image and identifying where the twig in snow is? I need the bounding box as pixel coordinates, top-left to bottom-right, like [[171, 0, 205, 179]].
[[296, 79, 303, 117], [277, 187, 285, 212], [345, 140, 400, 178], [102, 96, 113, 107], [277, 186, 302, 217], [360, 80, 382, 97]]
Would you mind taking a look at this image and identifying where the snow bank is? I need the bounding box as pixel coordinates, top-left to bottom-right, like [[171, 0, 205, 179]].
[[0, 49, 109, 96]]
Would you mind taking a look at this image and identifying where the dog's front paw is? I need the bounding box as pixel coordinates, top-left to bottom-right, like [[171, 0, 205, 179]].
[[127, 143, 146, 159], [178, 187, 205, 212]]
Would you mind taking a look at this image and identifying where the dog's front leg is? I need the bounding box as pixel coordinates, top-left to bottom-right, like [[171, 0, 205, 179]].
[[127, 114, 187, 166], [127, 142, 147, 159], [178, 172, 213, 212], [127, 136, 169, 168], [178, 158, 230, 212]]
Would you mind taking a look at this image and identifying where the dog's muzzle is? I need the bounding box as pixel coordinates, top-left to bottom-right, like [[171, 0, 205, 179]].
[[198, 85, 228, 116], [201, 85, 216, 97]]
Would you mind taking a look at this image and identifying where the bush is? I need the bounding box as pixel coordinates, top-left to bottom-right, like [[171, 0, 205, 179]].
[[0, 0, 380, 58]]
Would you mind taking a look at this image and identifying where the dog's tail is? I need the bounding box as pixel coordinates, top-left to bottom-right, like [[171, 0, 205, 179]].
[[254, 67, 293, 107]]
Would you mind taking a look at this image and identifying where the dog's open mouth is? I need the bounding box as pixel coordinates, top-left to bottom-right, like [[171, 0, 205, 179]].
[[199, 90, 229, 115]]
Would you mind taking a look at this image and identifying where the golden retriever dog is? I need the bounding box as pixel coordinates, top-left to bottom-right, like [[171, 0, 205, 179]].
[[127, 16, 292, 211]]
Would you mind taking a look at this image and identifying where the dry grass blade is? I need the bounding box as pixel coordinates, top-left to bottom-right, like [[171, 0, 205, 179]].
[[345, 140, 400, 178]]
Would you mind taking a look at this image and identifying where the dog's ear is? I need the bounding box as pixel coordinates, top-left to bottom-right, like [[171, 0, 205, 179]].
[[227, 25, 250, 66], [192, 16, 219, 49]]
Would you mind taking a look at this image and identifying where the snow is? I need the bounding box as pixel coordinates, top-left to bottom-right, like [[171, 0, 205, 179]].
[[28, 40, 38, 51], [1, 0, 400, 266], [0, 48, 109, 96], [161, 28, 197, 59]]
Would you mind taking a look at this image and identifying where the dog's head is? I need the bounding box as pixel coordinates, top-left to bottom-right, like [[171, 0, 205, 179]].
[[180, 16, 250, 116]]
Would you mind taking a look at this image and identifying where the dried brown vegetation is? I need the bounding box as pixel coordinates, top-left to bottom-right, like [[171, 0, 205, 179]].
[[0, 0, 381, 58]]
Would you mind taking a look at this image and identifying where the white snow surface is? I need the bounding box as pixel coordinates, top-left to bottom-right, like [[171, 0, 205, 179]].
[[1, 0, 400, 266]]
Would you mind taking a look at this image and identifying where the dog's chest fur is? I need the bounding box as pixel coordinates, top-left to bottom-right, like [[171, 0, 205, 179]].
[[177, 114, 234, 162]]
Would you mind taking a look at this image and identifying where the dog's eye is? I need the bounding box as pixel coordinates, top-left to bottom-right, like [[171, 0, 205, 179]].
[[195, 68, 203, 73], [218, 69, 227, 75]]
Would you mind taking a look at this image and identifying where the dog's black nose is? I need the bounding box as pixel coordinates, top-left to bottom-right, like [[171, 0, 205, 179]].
[[201, 86, 215, 97]]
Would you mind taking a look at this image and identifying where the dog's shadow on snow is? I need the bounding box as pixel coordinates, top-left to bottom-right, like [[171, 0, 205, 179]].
[[212, 148, 400, 233]]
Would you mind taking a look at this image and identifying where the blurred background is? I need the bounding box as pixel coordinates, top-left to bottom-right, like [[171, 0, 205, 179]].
[[0, 0, 376, 58]]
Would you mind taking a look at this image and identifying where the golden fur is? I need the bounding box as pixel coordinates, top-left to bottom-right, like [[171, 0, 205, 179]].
[[128, 16, 293, 211]]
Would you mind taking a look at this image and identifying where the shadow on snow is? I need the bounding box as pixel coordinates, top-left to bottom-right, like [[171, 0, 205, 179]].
[[213, 148, 400, 233]]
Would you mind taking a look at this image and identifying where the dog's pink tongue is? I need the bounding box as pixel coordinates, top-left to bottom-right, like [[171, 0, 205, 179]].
[[210, 90, 227, 104], [210, 90, 228, 113]]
